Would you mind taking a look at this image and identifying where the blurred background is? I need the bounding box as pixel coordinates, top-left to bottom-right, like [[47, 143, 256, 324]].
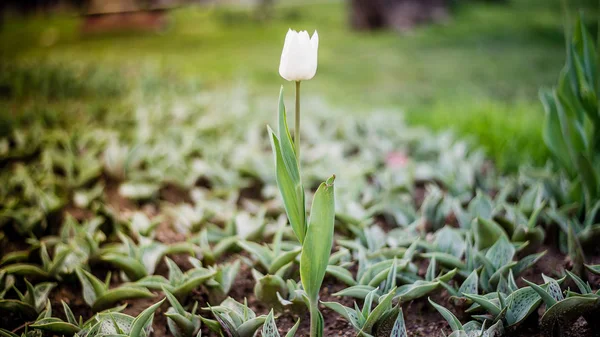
[[0, 0, 598, 172]]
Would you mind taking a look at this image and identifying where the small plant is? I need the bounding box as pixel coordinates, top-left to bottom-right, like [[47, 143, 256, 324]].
[[75, 298, 165, 337], [429, 298, 504, 337], [75, 267, 154, 311], [100, 233, 194, 281], [524, 272, 600, 336], [163, 288, 202, 337], [202, 297, 267, 337], [262, 310, 301, 337], [189, 228, 238, 265], [237, 223, 301, 308], [333, 257, 404, 300], [322, 287, 400, 336], [204, 260, 242, 305], [0, 279, 55, 318], [277, 279, 309, 313], [133, 257, 215, 300], [29, 301, 83, 335], [475, 236, 545, 293]]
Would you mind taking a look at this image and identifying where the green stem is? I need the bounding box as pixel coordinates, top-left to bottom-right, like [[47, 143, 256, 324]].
[[309, 301, 320, 337], [295, 80, 301, 162]]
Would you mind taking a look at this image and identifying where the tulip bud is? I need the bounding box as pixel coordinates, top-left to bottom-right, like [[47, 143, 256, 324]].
[[279, 29, 319, 81]]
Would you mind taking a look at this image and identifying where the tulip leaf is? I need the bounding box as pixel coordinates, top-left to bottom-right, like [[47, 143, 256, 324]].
[[268, 128, 306, 245], [300, 176, 335, 302]]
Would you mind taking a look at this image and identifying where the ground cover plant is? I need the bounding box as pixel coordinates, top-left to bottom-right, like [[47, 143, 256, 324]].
[[1, 2, 600, 337]]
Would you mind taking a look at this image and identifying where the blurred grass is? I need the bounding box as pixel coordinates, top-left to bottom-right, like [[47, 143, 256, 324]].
[[0, 0, 594, 171]]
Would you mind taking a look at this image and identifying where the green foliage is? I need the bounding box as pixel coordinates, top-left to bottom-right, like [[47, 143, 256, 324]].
[[322, 287, 398, 336], [30, 301, 82, 336], [0, 279, 55, 318], [204, 260, 241, 305], [540, 14, 599, 211], [268, 88, 306, 244], [100, 233, 195, 281], [476, 236, 546, 293], [74, 298, 165, 337], [75, 267, 154, 311], [203, 298, 267, 337], [524, 273, 600, 337], [262, 310, 300, 337], [163, 288, 202, 337], [134, 257, 215, 300], [429, 298, 504, 337]]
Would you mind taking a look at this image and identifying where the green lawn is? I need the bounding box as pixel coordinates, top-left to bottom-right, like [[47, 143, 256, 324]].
[[0, 0, 591, 171]]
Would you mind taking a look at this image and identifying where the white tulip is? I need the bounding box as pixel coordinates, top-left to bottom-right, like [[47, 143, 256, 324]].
[[279, 29, 319, 81]]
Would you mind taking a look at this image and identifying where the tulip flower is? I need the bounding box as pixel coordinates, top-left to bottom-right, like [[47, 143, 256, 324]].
[[279, 29, 319, 81], [278, 29, 319, 162]]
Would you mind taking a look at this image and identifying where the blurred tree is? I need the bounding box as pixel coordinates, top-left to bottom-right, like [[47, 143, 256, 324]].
[[350, 0, 450, 31]]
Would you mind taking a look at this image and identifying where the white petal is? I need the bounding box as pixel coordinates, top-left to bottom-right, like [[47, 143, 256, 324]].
[[310, 30, 319, 50]]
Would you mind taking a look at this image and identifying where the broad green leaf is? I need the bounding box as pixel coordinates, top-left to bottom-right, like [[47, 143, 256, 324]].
[[505, 286, 542, 326], [62, 300, 78, 325], [237, 316, 267, 337], [420, 252, 466, 270], [326, 265, 357, 286], [163, 287, 186, 315], [0, 299, 37, 318], [363, 287, 396, 332], [429, 298, 462, 332], [300, 176, 335, 302], [473, 218, 507, 250], [173, 269, 216, 299], [93, 286, 154, 311], [165, 312, 196, 337], [268, 247, 301, 275], [390, 308, 407, 337], [425, 258, 436, 282], [333, 285, 376, 300], [321, 301, 360, 329], [463, 294, 501, 317], [30, 317, 81, 335], [522, 279, 557, 307], [237, 241, 273, 271], [130, 298, 165, 337], [511, 251, 546, 277], [540, 296, 600, 335], [396, 281, 439, 302], [268, 129, 306, 245], [101, 253, 147, 281], [485, 236, 515, 269], [458, 270, 479, 296], [71, 268, 108, 302], [262, 310, 280, 337], [0, 264, 51, 279], [585, 264, 600, 275]]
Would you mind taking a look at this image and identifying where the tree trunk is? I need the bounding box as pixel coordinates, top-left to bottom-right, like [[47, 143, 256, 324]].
[[350, 0, 450, 31]]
